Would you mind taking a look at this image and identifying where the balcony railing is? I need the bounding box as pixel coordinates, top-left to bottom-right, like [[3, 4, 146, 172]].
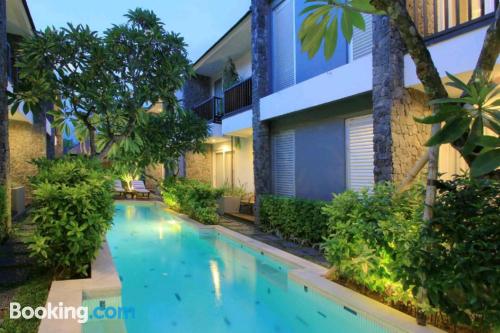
[[408, 0, 498, 39], [192, 97, 223, 124], [192, 77, 253, 124], [224, 78, 253, 116]]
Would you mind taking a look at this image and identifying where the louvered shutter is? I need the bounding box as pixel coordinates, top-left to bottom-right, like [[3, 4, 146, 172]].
[[346, 115, 374, 191], [352, 14, 373, 60], [272, 130, 295, 197], [272, 0, 295, 92]]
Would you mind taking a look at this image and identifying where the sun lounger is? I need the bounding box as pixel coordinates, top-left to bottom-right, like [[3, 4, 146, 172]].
[[131, 180, 151, 198]]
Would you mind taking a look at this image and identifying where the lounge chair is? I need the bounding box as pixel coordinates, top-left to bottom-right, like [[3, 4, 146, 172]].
[[114, 180, 126, 197], [131, 180, 151, 198]]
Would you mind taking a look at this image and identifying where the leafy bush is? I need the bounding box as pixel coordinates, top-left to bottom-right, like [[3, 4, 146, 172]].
[[260, 195, 328, 247], [403, 176, 500, 329], [0, 185, 6, 242], [161, 178, 223, 225], [29, 157, 114, 278], [322, 183, 424, 304]]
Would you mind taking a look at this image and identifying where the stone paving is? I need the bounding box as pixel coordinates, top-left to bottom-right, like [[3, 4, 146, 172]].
[[219, 216, 329, 268]]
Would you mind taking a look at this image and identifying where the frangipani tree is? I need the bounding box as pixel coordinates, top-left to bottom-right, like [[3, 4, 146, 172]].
[[10, 8, 193, 160]]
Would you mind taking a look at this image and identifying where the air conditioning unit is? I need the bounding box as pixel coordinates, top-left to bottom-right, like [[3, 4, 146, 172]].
[[11, 186, 25, 216]]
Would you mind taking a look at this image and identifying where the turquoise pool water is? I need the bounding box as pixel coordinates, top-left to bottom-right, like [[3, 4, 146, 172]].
[[99, 202, 389, 333]]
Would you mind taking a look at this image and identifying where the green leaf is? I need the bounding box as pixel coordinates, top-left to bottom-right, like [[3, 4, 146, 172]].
[[349, 10, 365, 30], [324, 16, 339, 59], [425, 116, 471, 146], [471, 149, 500, 177], [476, 135, 500, 148], [462, 116, 483, 156], [341, 9, 354, 42], [414, 104, 461, 124]]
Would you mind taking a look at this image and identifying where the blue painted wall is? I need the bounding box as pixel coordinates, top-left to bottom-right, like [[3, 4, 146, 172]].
[[271, 93, 372, 201], [295, 0, 348, 84]]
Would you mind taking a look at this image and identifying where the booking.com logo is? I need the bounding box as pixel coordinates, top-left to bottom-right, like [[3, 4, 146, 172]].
[[9, 302, 135, 324]]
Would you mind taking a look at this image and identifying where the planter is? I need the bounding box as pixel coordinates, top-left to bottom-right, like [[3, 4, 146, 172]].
[[217, 196, 241, 214], [11, 186, 25, 216]]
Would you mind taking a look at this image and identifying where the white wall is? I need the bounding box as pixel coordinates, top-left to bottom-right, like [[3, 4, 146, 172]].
[[404, 26, 500, 87], [234, 136, 254, 194], [233, 52, 252, 81], [260, 56, 373, 121], [211, 137, 254, 194]]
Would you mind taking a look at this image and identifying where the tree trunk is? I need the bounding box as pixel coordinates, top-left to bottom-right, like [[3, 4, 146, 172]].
[[0, 0, 10, 235], [251, 0, 273, 224], [88, 127, 97, 156], [370, 0, 449, 224]]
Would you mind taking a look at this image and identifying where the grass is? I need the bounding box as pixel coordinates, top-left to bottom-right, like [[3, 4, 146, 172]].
[[0, 271, 52, 333]]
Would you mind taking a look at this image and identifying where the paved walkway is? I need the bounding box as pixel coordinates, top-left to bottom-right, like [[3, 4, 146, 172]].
[[219, 216, 329, 268]]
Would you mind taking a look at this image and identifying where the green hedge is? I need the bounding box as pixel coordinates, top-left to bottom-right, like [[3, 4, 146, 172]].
[[29, 157, 114, 278], [260, 195, 328, 247], [323, 178, 500, 330], [403, 176, 500, 329], [322, 183, 423, 304], [0, 185, 6, 242], [161, 178, 223, 225]]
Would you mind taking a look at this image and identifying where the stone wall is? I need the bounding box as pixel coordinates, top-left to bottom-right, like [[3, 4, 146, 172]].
[[185, 145, 213, 184], [251, 0, 273, 221], [391, 89, 431, 183], [9, 119, 47, 202], [183, 75, 211, 110]]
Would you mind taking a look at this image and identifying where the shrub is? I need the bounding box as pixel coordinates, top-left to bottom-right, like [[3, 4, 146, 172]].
[[403, 176, 500, 329], [161, 178, 223, 225], [0, 185, 6, 242], [29, 157, 114, 278], [322, 183, 424, 304], [260, 195, 328, 247]]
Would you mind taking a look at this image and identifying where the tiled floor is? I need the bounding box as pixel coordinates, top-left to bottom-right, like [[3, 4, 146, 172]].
[[218, 216, 329, 268]]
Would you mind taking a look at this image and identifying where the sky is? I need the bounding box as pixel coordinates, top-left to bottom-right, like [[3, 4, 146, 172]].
[[27, 0, 251, 62]]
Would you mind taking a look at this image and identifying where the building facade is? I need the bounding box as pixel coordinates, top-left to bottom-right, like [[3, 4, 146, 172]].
[[6, 0, 56, 204], [184, 0, 499, 203]]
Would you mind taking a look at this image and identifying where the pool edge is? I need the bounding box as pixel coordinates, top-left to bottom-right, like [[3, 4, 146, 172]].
[[38, 241, 122, 333], [164, 203, 445, 333]]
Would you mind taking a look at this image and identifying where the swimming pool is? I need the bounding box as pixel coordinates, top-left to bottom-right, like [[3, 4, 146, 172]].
[[90, 202, 392, 332]]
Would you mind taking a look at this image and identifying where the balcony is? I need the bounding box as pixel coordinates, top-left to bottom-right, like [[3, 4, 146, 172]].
[[192, 77, 253, 124], [223, 78, 253, 117], [192, 97, 223, 124], [408, 0, 498, 41]]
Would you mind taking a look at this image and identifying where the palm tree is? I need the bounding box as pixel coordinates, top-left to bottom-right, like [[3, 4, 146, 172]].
[[0, 0, 10, 236]]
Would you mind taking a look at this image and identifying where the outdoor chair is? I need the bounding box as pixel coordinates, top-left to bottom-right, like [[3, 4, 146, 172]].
[[131, 180, 151, 198], [114, 180, 127, 197]]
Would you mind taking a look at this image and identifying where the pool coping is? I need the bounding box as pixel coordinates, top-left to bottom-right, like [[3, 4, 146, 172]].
[[38, 200, 445, 333], [38, 241, 123, 333]]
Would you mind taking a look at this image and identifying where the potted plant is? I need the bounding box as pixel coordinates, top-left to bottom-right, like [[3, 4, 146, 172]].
[[217, 183, 247, 215]]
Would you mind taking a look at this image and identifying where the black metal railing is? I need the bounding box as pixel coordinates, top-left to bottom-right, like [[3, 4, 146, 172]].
[[224, 78, 253, 116], [408, 0, 498, 39], [192, 97, 223, 124]]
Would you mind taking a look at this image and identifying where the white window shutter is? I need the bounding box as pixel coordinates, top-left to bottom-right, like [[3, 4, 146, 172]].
[[272, 0, 295, 92], [352, 14, 373, 60], [272, 130, 295, 197], [346, 115, 374, 191]]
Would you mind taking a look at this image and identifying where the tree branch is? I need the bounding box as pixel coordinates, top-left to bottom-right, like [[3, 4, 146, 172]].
[[469, 6, 500, 83]]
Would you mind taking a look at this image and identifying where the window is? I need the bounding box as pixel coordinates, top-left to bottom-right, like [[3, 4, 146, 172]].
[[272, 0, 295, 92], [346, 115, 374, 191], [272, 130, 295, 196]]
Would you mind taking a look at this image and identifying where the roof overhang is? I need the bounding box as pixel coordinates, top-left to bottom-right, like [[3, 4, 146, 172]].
[[193, 11, 251, 77], [7, 0, 36, 37]]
